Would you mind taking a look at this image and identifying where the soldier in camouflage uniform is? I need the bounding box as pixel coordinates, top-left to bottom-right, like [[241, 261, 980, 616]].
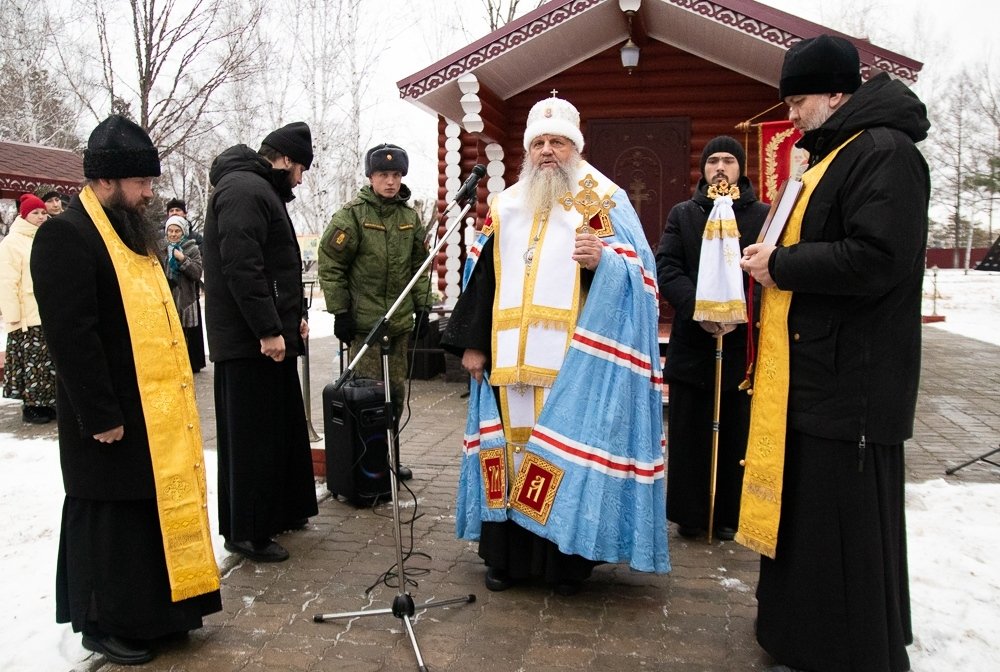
[[318, 143, 432, 480]]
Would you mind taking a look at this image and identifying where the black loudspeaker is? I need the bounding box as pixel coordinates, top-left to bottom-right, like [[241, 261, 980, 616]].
[[323, 377, 393, 505]]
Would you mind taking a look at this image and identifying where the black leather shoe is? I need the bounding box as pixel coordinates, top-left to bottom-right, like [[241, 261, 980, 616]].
[[484, 567, 514, 592], [715, 526, 736, 541], [224, 538, 289, 562], [397, 465, 413, 481], [553, 580, 582, 596], [677, 525, 702, 539], [82, 633, 154, 665]]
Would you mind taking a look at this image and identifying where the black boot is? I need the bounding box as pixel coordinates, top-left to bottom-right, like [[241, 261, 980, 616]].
[[393, 434, 412, 480], [81, 632, 154, 665], [22, 406, 51, 424]]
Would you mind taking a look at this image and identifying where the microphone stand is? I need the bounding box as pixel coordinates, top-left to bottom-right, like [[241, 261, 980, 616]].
[[314, 195, 479, 671]]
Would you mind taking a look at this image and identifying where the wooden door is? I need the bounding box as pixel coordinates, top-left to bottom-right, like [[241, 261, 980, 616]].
[[586, 118, 690, 254], [587, 117, 689, 325]]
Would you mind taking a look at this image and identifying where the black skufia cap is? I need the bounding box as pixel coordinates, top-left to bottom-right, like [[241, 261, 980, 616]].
[[779, 35, 861, 100], [83, 115, 161, 179]]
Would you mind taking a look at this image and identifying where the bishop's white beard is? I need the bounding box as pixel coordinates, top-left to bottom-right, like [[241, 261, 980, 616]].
[[518, 149, 580, 215]]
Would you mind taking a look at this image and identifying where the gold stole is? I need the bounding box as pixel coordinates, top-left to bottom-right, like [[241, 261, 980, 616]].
[[80, 186, 220, 601], [735, 132, 862, 559]]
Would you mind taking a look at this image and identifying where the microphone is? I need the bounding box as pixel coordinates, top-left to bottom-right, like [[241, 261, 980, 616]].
[[443, 164, 487, 214]]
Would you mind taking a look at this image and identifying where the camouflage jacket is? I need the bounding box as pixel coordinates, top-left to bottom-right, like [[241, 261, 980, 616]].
[[319, 184, 431, 337]]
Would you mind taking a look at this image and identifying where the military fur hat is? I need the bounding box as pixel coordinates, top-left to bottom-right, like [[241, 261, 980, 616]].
[[365, 143, 409, 177], [83, 115, 161, 179], [779, 35, 861, 100]]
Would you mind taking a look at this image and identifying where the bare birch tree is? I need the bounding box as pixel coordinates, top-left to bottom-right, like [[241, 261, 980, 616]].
[[0, 0, 82, 148], [80, 0, 266, 159], [927, 72, 990, 267], [481, 0, 544, 31], [256, 0, 383, 236]]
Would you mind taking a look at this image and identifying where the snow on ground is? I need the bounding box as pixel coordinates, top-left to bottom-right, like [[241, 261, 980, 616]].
[[922, 268, 1000, 347], [0, 268, 997, 671]]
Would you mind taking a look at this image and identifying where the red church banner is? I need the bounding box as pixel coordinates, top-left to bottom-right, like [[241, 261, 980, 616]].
[[758, 121, 805, 204]]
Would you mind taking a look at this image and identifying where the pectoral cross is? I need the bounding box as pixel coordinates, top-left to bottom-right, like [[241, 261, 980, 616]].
[[559, 174, 616, 235]]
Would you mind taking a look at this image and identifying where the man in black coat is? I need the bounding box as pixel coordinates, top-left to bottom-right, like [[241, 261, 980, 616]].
[[656, 136, 768, 541], [203, 122, 319, 563], [31, 115, 221, 666], [740, 36, 929, 672]]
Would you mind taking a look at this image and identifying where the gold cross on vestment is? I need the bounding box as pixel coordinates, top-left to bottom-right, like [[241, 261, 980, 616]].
[[560, 174, 616, 235]]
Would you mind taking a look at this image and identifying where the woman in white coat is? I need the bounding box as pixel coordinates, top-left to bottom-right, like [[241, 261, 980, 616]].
[[0, 193, 57, 423]]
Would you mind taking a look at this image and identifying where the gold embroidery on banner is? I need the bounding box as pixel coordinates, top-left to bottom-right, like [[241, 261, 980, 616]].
[[763, 128, 796, 202], [707, 179, 741, 201], [701, 219, 741, 240], [510, 452, 564, 525], [693, 299, 746, 323]]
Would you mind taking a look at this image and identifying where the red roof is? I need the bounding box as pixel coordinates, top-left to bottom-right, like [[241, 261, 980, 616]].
[[0, 141, 85, 201]]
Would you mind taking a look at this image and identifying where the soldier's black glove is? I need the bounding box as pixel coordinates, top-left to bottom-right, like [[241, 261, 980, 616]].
[[334, 313, 355, 345], [413, 310, 431, 336]]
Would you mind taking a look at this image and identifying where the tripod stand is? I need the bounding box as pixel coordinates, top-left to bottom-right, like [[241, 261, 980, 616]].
[[314, 190, 481, 671], [945, 444, 1000, 475]]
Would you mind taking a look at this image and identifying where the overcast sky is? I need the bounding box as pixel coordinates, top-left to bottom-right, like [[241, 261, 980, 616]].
[[369, 0, 996, 202], [46, 0, 993, 208]]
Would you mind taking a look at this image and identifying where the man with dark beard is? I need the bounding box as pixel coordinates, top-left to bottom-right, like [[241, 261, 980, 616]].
[[203, 122, 319, 563], [442, 95, 669, 595], [655, 136, 768, 541], [739, 35, 928, 672], [31, 115, 221, 666]]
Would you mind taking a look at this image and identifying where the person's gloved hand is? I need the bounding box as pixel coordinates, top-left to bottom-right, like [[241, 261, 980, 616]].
[[413, 310, 431, 336], [334, 313, 355, 345]]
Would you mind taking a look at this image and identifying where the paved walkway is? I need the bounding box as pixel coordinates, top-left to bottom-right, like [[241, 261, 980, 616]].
[[5, 325, 997, 671]]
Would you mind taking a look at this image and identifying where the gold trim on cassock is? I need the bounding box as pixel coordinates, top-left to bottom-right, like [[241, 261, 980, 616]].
[[79, 186, 220, 601], [735, 132, 863, 559], [489, 206, 581, 388]]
